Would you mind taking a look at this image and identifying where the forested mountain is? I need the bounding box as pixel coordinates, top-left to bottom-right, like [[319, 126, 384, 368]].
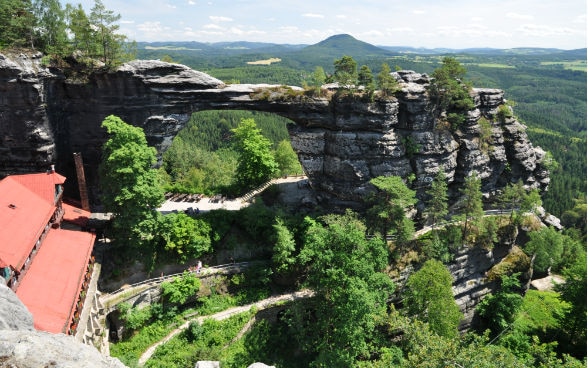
[[137, 35, 586, 218]]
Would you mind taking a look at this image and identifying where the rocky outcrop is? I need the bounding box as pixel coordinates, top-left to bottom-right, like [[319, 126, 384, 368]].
[[0, 53, 550, 209], [0, 281, 34, 331], [0, 283, 126, 367]]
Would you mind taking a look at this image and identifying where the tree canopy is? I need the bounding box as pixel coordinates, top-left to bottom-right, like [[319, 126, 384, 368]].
[[294, 211, 394, 366], [403, 259, 463, 338], [231, 118, 279, 191], [99, 115, 164, 248], [1, 0, 133, 67]]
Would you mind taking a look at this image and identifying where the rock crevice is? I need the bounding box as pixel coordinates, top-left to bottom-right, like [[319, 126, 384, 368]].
[[0, 55, 550, 208]]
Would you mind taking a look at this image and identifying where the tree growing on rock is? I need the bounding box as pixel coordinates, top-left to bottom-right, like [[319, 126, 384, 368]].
[[429, 56, 475, 129], [366, 175, 417, 244], [457, 172, 484, 244], [377, 63, 399, 96], [333, 55, 358, 88]]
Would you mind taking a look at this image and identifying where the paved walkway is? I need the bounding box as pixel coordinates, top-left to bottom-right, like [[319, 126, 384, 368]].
[[157, 176, 307, 214], [137, 289, 314, 366]]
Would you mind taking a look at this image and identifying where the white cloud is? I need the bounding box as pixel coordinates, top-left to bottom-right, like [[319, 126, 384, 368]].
[[137, 21, 166, 33], [572, 14, 586, 23], [336, 14, 347, 19], [302, 13, 325, 19], [517, 24, 576, 37], [209, 16, 233, 22], [507, 12, 534, 20], [166, 4, 177, 9], [388, 27, 414, 33], [203, 23, 223, 30], [413, 10, 425, 15], [120, 20, 135, 24], [188, 0, 196, 4]]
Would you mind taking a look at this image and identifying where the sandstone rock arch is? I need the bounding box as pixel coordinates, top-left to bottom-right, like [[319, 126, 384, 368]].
[[0, 56, 549, 207]]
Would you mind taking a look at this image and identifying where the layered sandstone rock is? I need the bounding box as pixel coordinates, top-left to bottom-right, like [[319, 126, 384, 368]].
[[0, 54, 550, 210]]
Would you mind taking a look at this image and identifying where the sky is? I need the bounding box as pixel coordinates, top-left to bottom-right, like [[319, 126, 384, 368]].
[[67, 0, 586, 49]]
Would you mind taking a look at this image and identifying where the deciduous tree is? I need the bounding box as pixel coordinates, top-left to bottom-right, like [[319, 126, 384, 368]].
[[99, 115, 165, 249], [293, 211, 394, 366], [403, 259, 463, 337], [231, 118, 278, 191]]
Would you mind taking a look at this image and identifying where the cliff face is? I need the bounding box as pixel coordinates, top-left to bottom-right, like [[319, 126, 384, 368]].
[[0, 53, 550, 208], [0, 283, 126, 367]]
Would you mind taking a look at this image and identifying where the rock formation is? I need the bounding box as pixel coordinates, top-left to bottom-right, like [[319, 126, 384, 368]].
[[0, 53, 550, 210], [0, 283, 127, 367]]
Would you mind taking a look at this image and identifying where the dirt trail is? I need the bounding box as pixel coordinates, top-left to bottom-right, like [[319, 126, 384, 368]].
[[137, 289, 313, 366]]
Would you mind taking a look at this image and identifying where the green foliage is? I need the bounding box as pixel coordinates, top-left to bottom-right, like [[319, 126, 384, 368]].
[[146, 313, 253, 368], [310, 66, 326, 90], [99, 115, 165, 249], [477, 273, 524, 335], [272, 217, 297, 273], [0, 0, 35, 49], [333, 55, 358, 87], [478, 116, 494, 152], [524, 227, 569, 273], [31, 0, 68, 54], [366, 176, 417, 241], [540, 150, 559, 172], [401, 135, 420, 157], [376, 63, 399, 96], [274, 139, 303, 176], [424, 170, 449, 229], [294, 211, 394, 366], [555, 256, 587, 357], [161, 271, 201, 305], [156, 213, 212, 262], [457, 172, 484, 244], [497, 104, 514, 122], [231, 118, 279, 191], [403, 259, 463, 337], [561, 196, 587, 241], [429, 56, 475, 129], [358, 64, 375, 92], [110, 318, 174, 366], [394, 316, 526, 368]]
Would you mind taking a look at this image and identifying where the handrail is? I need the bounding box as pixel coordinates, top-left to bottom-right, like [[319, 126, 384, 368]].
[[103, 261, 260, 298]]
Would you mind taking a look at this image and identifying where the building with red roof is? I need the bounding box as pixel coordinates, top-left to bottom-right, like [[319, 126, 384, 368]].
[[0, 168, 95, 334]]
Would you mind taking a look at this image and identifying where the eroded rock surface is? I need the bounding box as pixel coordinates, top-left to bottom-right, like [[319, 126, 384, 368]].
[[0, 54, 550, 210], [0, 283, 126, 367]]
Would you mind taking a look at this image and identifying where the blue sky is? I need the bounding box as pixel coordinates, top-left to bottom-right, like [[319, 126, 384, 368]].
[[67, 0, 586, 49]]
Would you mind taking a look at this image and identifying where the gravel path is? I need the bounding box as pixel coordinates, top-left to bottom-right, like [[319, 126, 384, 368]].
[[137, 289, 314, 366]]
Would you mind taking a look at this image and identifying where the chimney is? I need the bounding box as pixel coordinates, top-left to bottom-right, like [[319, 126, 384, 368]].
[[73, 153, 91, 211]]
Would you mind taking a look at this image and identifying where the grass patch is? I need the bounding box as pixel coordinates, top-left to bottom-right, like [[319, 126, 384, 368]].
[[247, 58, 282, 65], [540, 60, 587, 72], [110, 319, 181, 367], [473, 63, 516, 69], [145, 311, 254, 368]]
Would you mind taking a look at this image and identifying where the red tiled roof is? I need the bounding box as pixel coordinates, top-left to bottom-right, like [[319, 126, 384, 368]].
[[16, 228, 95, 334], [62, 203, 91, 228], [10, 171, 66, 205], [0, 177, 56, 270]]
